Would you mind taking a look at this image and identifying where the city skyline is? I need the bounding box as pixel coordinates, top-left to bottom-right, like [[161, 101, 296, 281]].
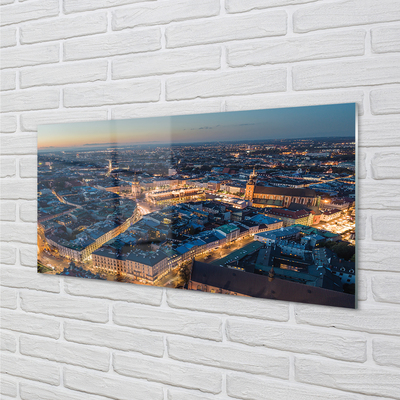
[[38, 103, 356, 150]]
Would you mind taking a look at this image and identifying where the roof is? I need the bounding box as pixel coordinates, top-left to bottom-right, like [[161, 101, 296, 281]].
[[217, 223, 239, 235], [254, 186, 317, 198], [267, 208, 310, 219], [252, 199, 283, 207], [288, 203, 322, 215], [322, 208, 341, 215], [255, 226, 301, 240], [126, 250, 168, 266], [190, 261, 355, 308], [211, 241, 263, 266], [199, 233, 221, 244], [250, 214, 280, 225]]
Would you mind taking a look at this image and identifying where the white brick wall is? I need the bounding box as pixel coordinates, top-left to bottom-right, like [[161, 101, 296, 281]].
[[1, 1, 399, 399]]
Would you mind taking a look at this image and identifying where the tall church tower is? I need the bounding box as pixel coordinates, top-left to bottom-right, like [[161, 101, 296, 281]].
[[245, 167, 257, 201], [131, 171, 141, 198]]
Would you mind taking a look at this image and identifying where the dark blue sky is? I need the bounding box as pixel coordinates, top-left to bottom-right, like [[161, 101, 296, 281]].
[[39, 103, 356, 149], [172, 103, 356, 142]]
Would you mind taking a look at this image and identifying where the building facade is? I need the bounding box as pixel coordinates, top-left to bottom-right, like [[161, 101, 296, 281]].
[[245, 169, 320, 208]]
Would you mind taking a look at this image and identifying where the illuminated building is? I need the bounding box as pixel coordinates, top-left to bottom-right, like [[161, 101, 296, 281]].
[[321, 208, 342, 222], [131, 172, 141, 198], [92, 248, 169, 282], [265, 208, 313, 227], [244, 168, 319, 208], [146, 188, 206, 206], [46, 206, 140, 262]]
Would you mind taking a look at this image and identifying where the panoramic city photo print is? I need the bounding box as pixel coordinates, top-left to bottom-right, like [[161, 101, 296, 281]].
[[37, 104, 357, 308]]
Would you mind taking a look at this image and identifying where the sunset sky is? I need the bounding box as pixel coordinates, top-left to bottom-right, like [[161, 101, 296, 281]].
[[38, 103, 356, 150]]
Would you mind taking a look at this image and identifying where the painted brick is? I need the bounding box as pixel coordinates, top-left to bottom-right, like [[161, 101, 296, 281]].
[[167, 336, 290, 378], [226, 372, 360, 400], [166, 10, 287, 48], [64, 367, 164, 400], [20, 12, 107, 44], [20, 245, 37, 267], [0, 115, 17, 133], [112, 0, 220, 30], [0, 181, 37, 200], [113, 46, 221, 79], [370, 86, 400, 115], [113, 352, 223, 394], [1, 266, 60, 292], [227, 30, 365, 67], [293, 0, 400, 33], [359, 116, 400, 147], [358, 182, 400, 209], [358, 241, 400, 272], [1, 353, 60, 385], [1, 70, 16, 91], [64, 80, 160, 107], [226, 319, 367, 362], [293, 56, 400, 91], [20, 382, 114, 400], [0, 222, 36, 243], [0, 1, 400, 399], [372, 213, 400, 242], [64, 28, 161, 61], [113, 303, 222, 341], [0, 287, 17, 309], [21, 109, 108, 132], [167, 289, 289, 321], [0, 0, 59, 27], [1, 43, 59, 69], [356, 211, 367, 239], [19, 156, 37, 178], [0, 331, 17, 352], [0, 201, 16, 221], [0, 377, 17, 398], [166, 69, 286, 100], [373, 337, 400, 368], [64, 277, 163, 305], [0, 26, 16, 48], [357, 273, 368, 302], [358, 152, 367, 179], [0, 157, 16, 178], [372, 274, 400, 304], [295, 303, 400, 336], [295, 357, 400, 399], [226, 0, 317, 13], [20, 291, 109, 323], [0, 244, 17, 266], [111, 99, 222, 120], [167, 389, 224, 400], [1, 88, 59, 113], [371, 152, 400, 179], [371, 24, 400, 53], [0, 310, 60, 338], [20, 335, 110, 371], [64, 0, 158, 14], [64, 320, 164, 357], [20, 60, 108, 89]]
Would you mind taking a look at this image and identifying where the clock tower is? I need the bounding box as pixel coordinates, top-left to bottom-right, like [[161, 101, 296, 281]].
[[245, 167, 257, 201]]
